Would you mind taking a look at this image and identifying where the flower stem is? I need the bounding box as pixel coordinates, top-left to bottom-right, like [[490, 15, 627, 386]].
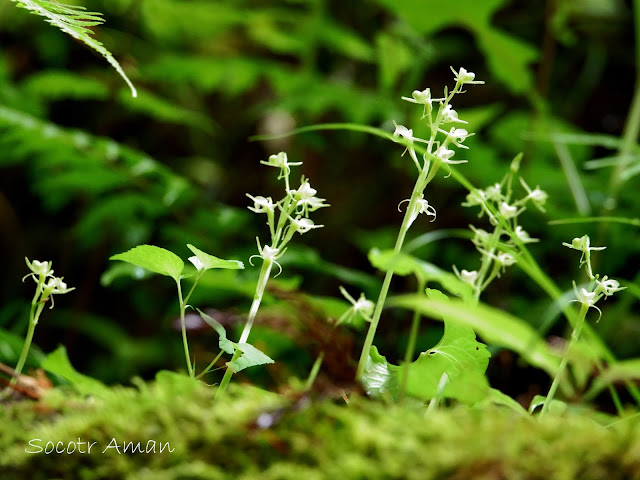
[[356, 166, 430, 380], [176, 279, 194, 379], [9, 309, 40, 388], [540, 302, 589, 416], [214, 350, 241, 401], [215, 257, 273, 400], [239, 257, 273, 343], [8, 275, 46, 391], [305, 351, 324, 390]]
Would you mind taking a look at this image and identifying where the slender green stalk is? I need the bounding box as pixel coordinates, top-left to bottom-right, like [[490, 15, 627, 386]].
[[215, 257, 273, 400], [356, 167, 430, 380], [195, 350, 224, 380], [540, 302, 589, 416], [175, 279, 194, 379], [214, 350, 241, 401], [305, 351, 324, 391], [8, 275, 46, 390], [239, 258, 273, 343]]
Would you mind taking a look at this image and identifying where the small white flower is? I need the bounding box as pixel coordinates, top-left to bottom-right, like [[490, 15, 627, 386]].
[[562, 235, 605, 278], [40, 276, 75, 309], [499, 202, 518, 219], [415, 196, 437, 221], [249, 238, 285, 276], [520, 178, 548, 211], [260, 244, 280, 260], [24, 258, 53, 280], [291, 217, 323, 234], [291, 178, 328, 214], [411, 88, 432, 105], [496, 252, 516, 267], [433, 146, 467, 177], [577, 287, 597, 306], [594, 276, 626, 298], [246, 194, 275, 214], [353, 295, 375, 317], [528, 188, 548, 204], [484, 183, 502, 202], [451, 66, 484, 85], [400, 194, 436, 227], [453, 265, 478, 287], [435, 146, 455, 162], [462, 189, 485, 207], [570, 281, 603, 320], [443, 127, 471, 149], [393, 122, 415, 144], [514, 226, 538, 243], [337, 286, 374, 325], [46, 277, 72, 294], [441, 104, 467, 124], [260, 151, 302, 179]]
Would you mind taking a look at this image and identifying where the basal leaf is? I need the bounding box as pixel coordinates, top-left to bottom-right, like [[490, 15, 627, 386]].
[[389, 294, 560, 376], [196, 309, 234, 355], [361, 346, 402, 400], [186, 244, 244, 271], [227, 343, 274, 373], [362, 289, 490, 404], [41, 345, 109, 396], [110, 245, 184, 282]]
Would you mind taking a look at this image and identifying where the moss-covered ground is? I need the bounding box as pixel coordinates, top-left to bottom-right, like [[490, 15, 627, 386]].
[[1, 372, 639, 480]]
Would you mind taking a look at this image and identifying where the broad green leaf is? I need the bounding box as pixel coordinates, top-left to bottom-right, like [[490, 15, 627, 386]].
[[11, 0, 137, 97], [389, 294, 560, 376], [368, 248, 473, 300], [362, 346, 402, 400], [196, 309, 234, 355], [227, 343, 274, 373], [110, 245, 184, 282], [363, 289, 490, 404], [186, 244, 244, 271], [41, 346, 109, 396]]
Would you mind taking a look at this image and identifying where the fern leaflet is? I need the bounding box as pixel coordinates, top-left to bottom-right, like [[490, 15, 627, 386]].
[[10, 0, 137, 97]]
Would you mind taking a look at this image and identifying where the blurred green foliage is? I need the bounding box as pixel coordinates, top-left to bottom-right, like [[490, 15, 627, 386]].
[[0, 0, 638, 405]]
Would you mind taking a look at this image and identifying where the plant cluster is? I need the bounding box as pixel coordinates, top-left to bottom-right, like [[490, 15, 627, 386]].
[[3, 0, 640, 438]]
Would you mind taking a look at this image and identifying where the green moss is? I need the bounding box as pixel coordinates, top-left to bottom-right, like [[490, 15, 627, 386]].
[[1, 372, 639, 479]]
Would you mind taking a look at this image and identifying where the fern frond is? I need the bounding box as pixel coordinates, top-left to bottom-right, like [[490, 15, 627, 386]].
[[11, 0, 137, 98]]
